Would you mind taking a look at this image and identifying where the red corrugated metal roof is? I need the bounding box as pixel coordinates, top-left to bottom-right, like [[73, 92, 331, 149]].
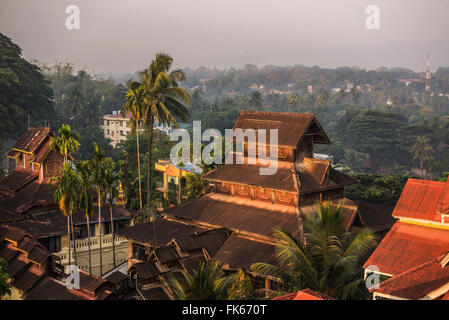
[[272, 289, 334, 300], [437, 178, 449, 215], [374, 253, 449, 299], [363, 221, 449, 276], [392, 179, 447, 223]]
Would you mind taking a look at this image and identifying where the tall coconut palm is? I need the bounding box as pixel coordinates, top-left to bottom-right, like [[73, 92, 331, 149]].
[[139, 53, 191, 218], [52, 163, 81, 271], [91, 142, 114, 275], [50, 124, 81, 263], [409, 136, 434, 178], [251, 203, 377, 300], [50, 124, 81, 163], [121, 81, 145, 211], [161, 261, 238, 300], [76, 161, 94, 274], [104, 168, 120, 269]]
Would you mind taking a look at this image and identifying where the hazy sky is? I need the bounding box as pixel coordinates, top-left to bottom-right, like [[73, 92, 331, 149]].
[[1, 0, 449, 73]]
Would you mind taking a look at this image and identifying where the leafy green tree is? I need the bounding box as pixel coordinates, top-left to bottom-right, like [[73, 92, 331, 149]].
[[251, 203, 377, 300], [121, 82, 145, 211], [227, 271, 255, 300], [139, 53, 191, 217], [409, 136, 434, 178], [52, 163, 81, 269], [344, 173, 413, 206], [63, 83, 87, 124], [183, 173, 204, 201], [161, 261, 238, 300], [90, 142, 114, 275], [0, 33, 54, 140], [288, 94, 298, 112], [75, 126, 115, 161], [76, 161, 94, 274], [344, 110, 408, 169], [249, 91, 263, 109], [103, 167, 120, 268], [0, 258, 11, 297], [50, 124, 81, 163]]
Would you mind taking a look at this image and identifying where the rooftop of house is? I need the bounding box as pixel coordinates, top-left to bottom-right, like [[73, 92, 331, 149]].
[[374, 253, 449, 300], [233, 111, 330, 148], [161, 193, 301, 239], [8, 127, 51, 157], [272, 288, 335, 300], [392, 178, 449, 223], [363, 220, 449, 276]]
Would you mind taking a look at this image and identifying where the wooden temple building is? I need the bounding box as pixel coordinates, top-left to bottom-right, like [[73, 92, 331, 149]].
[[364, 177, 449, 300], [0, 127, 137, 299], [116, 111, 395, 299]]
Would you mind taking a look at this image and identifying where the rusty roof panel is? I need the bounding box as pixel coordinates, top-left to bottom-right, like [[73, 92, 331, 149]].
[[363, 221, 449, 276], [162, 193, 300, 239], [212, 235, 276, 270], [233, 111, 330, 148]]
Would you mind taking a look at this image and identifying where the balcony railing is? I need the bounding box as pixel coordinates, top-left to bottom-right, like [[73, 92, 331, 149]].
[[54, 233, 128, 262]]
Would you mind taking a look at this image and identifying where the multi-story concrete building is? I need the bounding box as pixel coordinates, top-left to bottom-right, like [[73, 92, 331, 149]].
[[100, 112, 136, 148], [100, 111, 173, 148]]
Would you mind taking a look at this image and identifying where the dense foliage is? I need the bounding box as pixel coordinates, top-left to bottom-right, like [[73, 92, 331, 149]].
[[251, 203, 377, 300], [0, 33, 53, 139]]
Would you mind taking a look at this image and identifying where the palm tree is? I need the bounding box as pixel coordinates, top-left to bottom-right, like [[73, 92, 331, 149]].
[[251, 203, 377, 300], [50, 124, 81, 163], [409, 136, 434, 178], [104, 168, 120, 269], [50, 124, 81, 263], [52, 163, 81, 271], [121, 82, 145, 211], [76, 161, 94, 274], [288, 94, 298, 112], [139, 53, 191, 218], [63, 83, 87, 124], [161, 261, 238, 300], [91, 142, 114, 275]]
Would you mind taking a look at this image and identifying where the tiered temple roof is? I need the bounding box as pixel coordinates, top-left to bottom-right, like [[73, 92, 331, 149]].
[[118, 111, 389, 299]]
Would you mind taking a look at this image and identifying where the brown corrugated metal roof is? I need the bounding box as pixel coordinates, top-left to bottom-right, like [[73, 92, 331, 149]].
[[132, 261, 161, 279], [153, 246, 179, 264], [356, 201, 396, 232], [9, 127, 50, 154], [180, 256, 205, 274], [105, 271, 128, 285], [140, 286, 170, 300], [24, 277, 87, 300], [117, 219, 206, 247], [0, 168, 38, 195], [296, 163, 358, 193], [202, 162, 298, 192], [233, 111, 330, 148], [162, 193, 301, 239], [79, 270, 108, 293], [212, 235, 277, 270], [171, 228, 230, 257]]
